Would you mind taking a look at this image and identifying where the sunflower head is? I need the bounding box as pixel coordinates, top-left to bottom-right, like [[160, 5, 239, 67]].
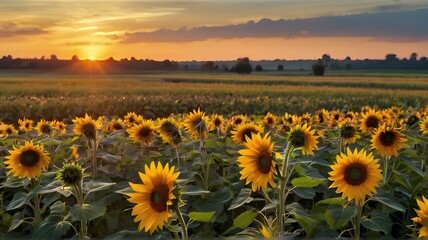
[[329, 110, 343, 127], [420, 118, 428, 135], [127, 120, 157, 145], [182, 108, 209, 140], [371, 123, 407, 157], [107, 118, 126, 132], [259, 223, 272, 239], [36, 120, 53, 136], [209, 114, 225, 131], [52, 120, 67, 134], [56, 163, 84, 187], [263, 112, 278, 128], [329, 148, 382, 205], [314, 109, 328, 124], [287, 123, 319, 155], [124, 112, 143, 127], [238, 133, 277, 191], [283, 113, 295, 126], [127, 162, 180, 234], [231, 122, 263, 144], [412, 196, 428, 238], [4, 141, 50, 179], [72, 113, 102, 141], [0, 124, 18, 136], [18, 118, 34, 132], [157, 118, 182, 146], [228, 114, 248, 130], [360, 109, 383, 134], [338, 120, 360, 145]]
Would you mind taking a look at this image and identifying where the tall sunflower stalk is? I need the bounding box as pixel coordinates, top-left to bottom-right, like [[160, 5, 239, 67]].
[[277, 142, 293, 236]]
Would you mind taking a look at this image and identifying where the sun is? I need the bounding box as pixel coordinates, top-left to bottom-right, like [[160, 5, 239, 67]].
[[88, 55, 96, 61]]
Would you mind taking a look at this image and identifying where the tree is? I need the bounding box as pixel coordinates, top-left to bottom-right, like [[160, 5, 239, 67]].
[[201, 61, 215, 70], [312, 63, 325, 76], [234, 57, 253, 75], [277, 65, 284, 71], [71, 55, 79, 61], [410, 52, 418, 61], [50, 54, 58, 61], [255, 65, 263, 72]]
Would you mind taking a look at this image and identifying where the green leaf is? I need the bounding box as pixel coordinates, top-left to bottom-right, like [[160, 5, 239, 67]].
[[182, 185, 210, 196], [293, 187, 315, 199], [361, 210, 392, 234], [224, 209, 258, 234], [84, 181, 115, 196], [188, 211, 216, 223], [70, 202, 106, 222], [228, 188, 253, 210], [35, 219, 73, 239], [210, 187, 233, 203], [287, 203, 320, 237], [291, 177, 323, 188], [8, 212, 25, 231], [325, 204, 357, 229], [370, 189, 406, 212], [6, 192, 28, 211], [316, 197, 347, 207]]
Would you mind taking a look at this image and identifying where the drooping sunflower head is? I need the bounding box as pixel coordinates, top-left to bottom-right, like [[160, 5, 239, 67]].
[[338, 120, 360, 145], [287, 123, 319, 156], [360, 109, 383, 135], [157, 118, 182, 146], [127, 120, 157, 145], [209, 114, 225, 131], [237, 133, 277, 192], [371, 123, 407, 157], [56, 163, 84, 187], [4, 141, 50, 179], [124, 112, 143, 127], [127, 162, 180, 234], [107, 118, 126, 132], [231, 122, 264, 144], [328, 148, 382, 205], [18, 118, 34, 132], [35, 119, 53, 136], [420, 118, 428, 135], [412, 196, 428, 238], [263, 112, 278, 128], [182, 108, 209, 139], [72, 113, 102, 140]]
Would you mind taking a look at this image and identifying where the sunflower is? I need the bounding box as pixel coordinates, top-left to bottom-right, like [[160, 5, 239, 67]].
[[329, 110, 343, 128], [72, 113, 102, 141], [338, 120, 360, 145], [228, 114, 248, 129], [371, 123, 407, 157], [412, 196, 428, 238], [259, 224, 272, 239], [127, 120, 157, 145], [124, 112, 143, 127], [18, 118, 34, 132], [297, 112, 312, 127], [4, 141, 50, 179], [107, 118, 126, 132], [208, 114, 225, 131], [52, 120, 67, 134], [263, 112, 278, 128], [127, 161, 180, 234], [182, 108, 209, 139], [56, 163, 84, 187], [0, 124, 18, 136], [328, 148, 382, 205], [35, 119, 53, 136], [360, 109, 383, 135], [287, 123, 319, 156], [344, 111, 358, 121], [231, 122, 263, 144], [237, 133, 277, 191], [420, 118, 428, 135], [314, 109, 329, 125], [283, 113, 295, 126], [157, 118, 182, 146]]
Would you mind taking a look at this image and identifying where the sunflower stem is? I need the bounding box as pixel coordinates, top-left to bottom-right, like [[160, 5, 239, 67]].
[[382, 156, 390, 185], [174, 205, 188, 240], [90, 139, 98, 179], [277, 142, 293, 237], [74, 180, 87, 238], [31, 178, 41, 227], [353, 202, 363, 240]]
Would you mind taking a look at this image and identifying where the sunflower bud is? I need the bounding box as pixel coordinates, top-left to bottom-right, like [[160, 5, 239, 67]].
[[56, 163, 84, 187]]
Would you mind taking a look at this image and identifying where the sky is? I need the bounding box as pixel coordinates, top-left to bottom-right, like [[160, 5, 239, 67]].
[[1, 0, 428, 61]]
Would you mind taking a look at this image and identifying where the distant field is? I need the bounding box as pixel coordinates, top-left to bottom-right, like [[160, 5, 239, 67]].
[[0, 71, 427, 122]]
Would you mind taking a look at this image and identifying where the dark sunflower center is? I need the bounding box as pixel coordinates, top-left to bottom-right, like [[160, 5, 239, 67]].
[[267, 118, 274, 125], [290, 130, 306, 147], [62, 166, 83, 186], [113, 123, 123, 130], [82, 123, 96, 140], [341, 125, 356, 139], [214, 118, 222, 126], [281, 125, 291, 133], [365, 116, 379, 129], [150, 184, 170, 213], [161, 122, 174, 133], [334, 114, 340, 120], [257, 152, 273, 174], [41, 124, 52, 134], [425, 121, 428, 129], [344, 163, 367, 186], [286, 118, 293, 124], [318, 114, 324, 123], [242, 128, 256, 141], [128, 117, 135, 123], [6, 128, 12, 134], [379, 131, 395, 146], [234, 118, 243, 125], [138, 127, 151, 138], [25, 123, 30, 128], [19, 150, 40, 167], [345, 113, 353, 119]]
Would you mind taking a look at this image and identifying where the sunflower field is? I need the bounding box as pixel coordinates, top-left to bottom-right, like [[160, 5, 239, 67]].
[[1, 105, 428, 239]]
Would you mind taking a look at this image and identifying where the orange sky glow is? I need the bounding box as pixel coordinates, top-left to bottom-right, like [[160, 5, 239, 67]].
[[1, 0, 427, 61]]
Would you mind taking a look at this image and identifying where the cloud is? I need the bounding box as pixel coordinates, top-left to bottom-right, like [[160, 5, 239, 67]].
[[0, 22, 47, 37], [65, 41, 112, 46], [122, 8, 428, 43]]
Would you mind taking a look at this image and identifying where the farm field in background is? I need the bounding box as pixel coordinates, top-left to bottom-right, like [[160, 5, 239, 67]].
[[0, 71, 428, 239]]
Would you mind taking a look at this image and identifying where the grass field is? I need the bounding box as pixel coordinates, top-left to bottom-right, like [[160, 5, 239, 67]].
[[0, 71, 427, 122]]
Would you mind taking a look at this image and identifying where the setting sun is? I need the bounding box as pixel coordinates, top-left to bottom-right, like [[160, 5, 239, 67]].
[[88, 56, 96, 61]]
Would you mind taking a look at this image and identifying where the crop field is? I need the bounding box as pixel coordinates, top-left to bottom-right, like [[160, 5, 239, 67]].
[[0, 72, 428, 239]]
